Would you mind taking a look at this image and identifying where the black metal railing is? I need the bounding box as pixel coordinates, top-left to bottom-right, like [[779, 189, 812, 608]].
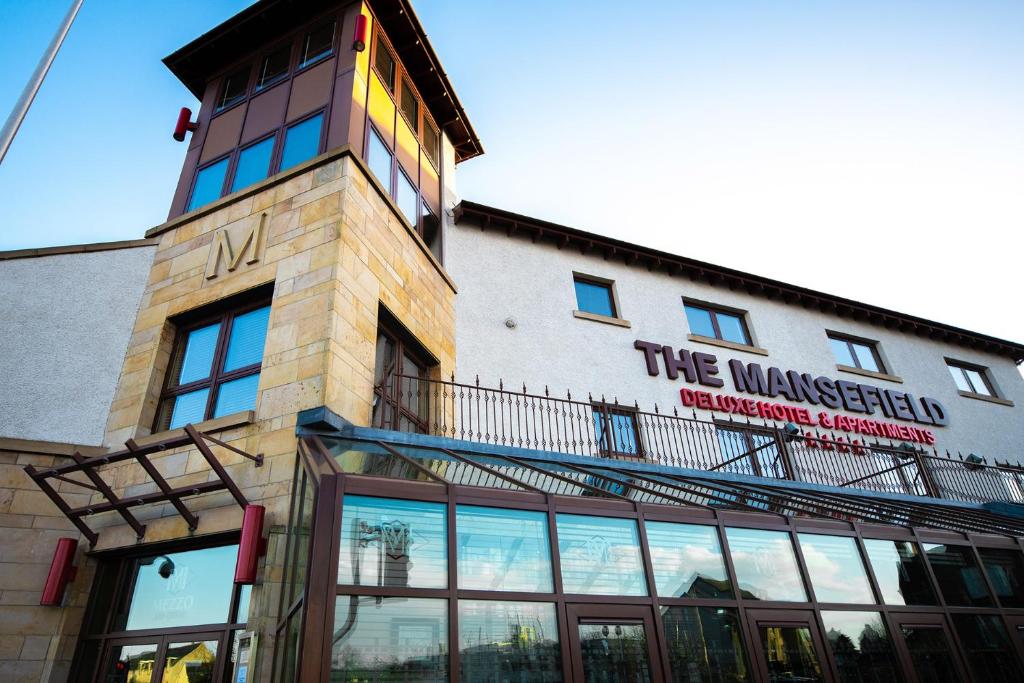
[[374, 374, 1024, 506]]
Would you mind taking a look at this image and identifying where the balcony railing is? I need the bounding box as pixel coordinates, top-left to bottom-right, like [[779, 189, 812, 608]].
[[372, 374, 1024, 506]]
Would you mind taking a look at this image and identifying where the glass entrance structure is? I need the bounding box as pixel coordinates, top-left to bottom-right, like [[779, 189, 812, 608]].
[[269, 428, 1024, 682]]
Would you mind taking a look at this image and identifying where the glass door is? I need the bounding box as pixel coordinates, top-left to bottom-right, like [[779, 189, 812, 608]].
[[98, 631, 224, 683], [744, 609, 829, 682], [888, 612, 969, 683], [567, 604, 664, 682]]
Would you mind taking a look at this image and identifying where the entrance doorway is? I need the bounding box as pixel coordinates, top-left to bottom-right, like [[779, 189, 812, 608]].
[[99, 631, 224, 683], [566, 604, 665, 682], [745, 609, 828, 682]]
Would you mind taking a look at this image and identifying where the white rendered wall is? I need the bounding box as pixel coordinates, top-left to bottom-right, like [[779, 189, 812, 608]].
[[446, 224, 1024, 464], [0, 247, 155, 446]]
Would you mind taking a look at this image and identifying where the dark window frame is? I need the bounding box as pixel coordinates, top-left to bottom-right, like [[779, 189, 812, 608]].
[[297, 20, 337, 71], [827, 331, 887, 373], [399, 76, 420, 134], [573, 273, 619, 319], [254, 42, 294, 92], [154, 288, 273, 432], [946, 359, 998, 397], [373, 32, 396, 93], [683, 299, 753, 346], [214, 64, 253, 113], [591, 401, 643, 458], [371, 309, 437, 435]]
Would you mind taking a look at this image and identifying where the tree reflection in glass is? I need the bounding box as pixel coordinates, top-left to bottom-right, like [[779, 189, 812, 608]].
[[459, 600, 560, 682], [661, 607, 750, 681], [646, 521, 732, 598], [457, 506, 553, 592], [820, 611, 900, 683]]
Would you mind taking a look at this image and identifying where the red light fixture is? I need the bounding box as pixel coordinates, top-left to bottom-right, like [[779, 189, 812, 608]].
[[234, 505, 267, 584], [173, 107, 198, 142], [40, 538, 78, 606], [352, 14, 368, 52]]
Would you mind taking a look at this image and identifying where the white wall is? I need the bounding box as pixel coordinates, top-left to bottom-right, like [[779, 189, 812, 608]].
[[0, 246, 155, 446], [446, 224, 1024, 464]]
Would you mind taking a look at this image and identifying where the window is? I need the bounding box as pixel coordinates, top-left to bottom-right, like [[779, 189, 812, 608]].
[[724, 527, 808, 601], [423, 122, 440, 166], [820, 611, 902, 682], [947, 360, 996, 397], [646, 522, 731, 598], [661, 607, 750, 682], [456, 506, 553, 592], [922, 543, 992, 606], [592, 403, 641, 456], [459, 601, 561, 681], [155, 297, 271, 431], [396, 168, 418, 226], [400, 77, 419, 132], [366, 127, 393, 193], [255, 45, 290, 91], [279, 113, 323, 170], [684, 301, 751, 345], [230, 135, 275, 193], [716, 424, 785, 479], [797, 533, 875, 603], [556, 514, 648, 595], [371, 311, 434, 433], [422, 201, 441, 261], [573, 275, 617, 318], [299, 21, 335, 68], [215, 66, 249, 111], [829, 333, 884, 373], [977, 548, 1024, 608], [861, 539, 938, 605], [373, 35, 395, 92], [187, 158, 229, 212]]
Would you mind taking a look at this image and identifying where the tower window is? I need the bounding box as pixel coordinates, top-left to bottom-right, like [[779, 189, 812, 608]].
[[397, 169, 418, 226], [280, 113, 323, 171], [422, 123, 439, 167], [400, 78, 419, 132], [215, 66, 250, 112], [374, 36, 396, 92], [231, 136, 276, 193], [299, 21, 335, 68], [256, 45, 291, 91], [366, 127, 393, 194], [188, 158, 229, 212]]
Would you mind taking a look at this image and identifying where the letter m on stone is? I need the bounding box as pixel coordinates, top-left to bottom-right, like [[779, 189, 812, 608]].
[[205, 214, 266, 280]]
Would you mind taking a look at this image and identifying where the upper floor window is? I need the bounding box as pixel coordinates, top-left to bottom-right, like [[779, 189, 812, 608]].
[[367, 127, 393, 193], [256, 45, 291, 91], [946, 360, 996, 397], [188, 157, 230, 212], [592, 403, 641, 457], [828, 333, 884, 373], [374, 35, 396, 92], [400, 77, 419, 132], [299, 21, 335, 69], [573, 274, 617, 318], [280, 112, 323, 170], [371, 311, 434, 434], [155, 296, 271, 432], [422, 123, 439, 167], [684, 301, 751, 346], [216, 66, 250, 112], [230, 135, 275, 194]]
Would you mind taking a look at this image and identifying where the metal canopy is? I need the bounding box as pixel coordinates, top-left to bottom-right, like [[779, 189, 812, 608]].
[[310, 434, 1024, 538], [24, 424, 263, 546]]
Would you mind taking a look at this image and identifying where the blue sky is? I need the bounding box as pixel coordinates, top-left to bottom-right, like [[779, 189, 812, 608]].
[[1, 1, 1022, 343]]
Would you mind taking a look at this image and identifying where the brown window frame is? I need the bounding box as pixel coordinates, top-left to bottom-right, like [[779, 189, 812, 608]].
[[372, 311, 436, 435], [827, 332, 887, 373], [297, 20, 336, 71], [946, 359, 997, 397], [214, 64, 252, 113], [683, 300, 753, 346], [154, 289, 272, 432], [592, 402, 643, 458]]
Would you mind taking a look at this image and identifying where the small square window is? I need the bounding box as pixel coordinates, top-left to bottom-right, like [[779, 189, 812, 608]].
[[374, 35, 395, 92], [188, 158, 229, 212], [400, 78, 419, 132], [396, 169, 418, 226], [366, 127, 393, 193], [828, 333, 884, 373], [592, 404, 641, 457], [280, 113, 323, 171], [215, 66, 250, 111], [230, 136, 275, 193], [573, 275, 617, 318], [256, 46, 290, 91], [947, 360, 996, 397], [299, 22, 335, 68], [683, 302, 751, 346]]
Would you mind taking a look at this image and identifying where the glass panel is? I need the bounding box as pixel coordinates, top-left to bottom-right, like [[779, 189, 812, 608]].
[[556, 514, 647, 595], [725, 527, 808, 601], [367, 128, 393, 193], [223, 306, 271, 371], [213, 374, 260, 417], [645, 521, 732, 598], [661, 606, 750, 681], [397, 169, 419, 226], [168, 388, 210, 429], [103, 643, 158, 683], [797, 534, 875, 604], [256, 46, 290, 90], [979, 548, 1024, 607], [851, 342, 881, 372], [716, 312, 749, 345], [965, 368, 992, 396], [300, 22, 334, 67], [948, 364, 972, 392], [458, 600, 560, 682], [162, 639, 218, 683], [217, 66, 249, 110], [922, 543, 992, 606], [337, 495, 447, 588], [684, 304, 716, 338], [176, 323, 220, 385], [829, 337, 857, 367], [230, 137, 275, 193], [900, 625, 960, 683], [759, 626, 824, 682], [280, 113, 323, 171], [578, 622, 651, 683], [235, 583, 251, 623], [122, 545, 237, 631], [423, 124, 439, 165], [374, 38, 395, 91], [574, 279, 615, 317], [862, 539, 938, 605], [593, 410, 639, 455], [188, 158, 229, 212], [422, 201, 441, 260], [331, 596, 447, 681], [400, 77, 419, 131], [820, 611, 900, 683], [952, 614, 1023, 683], [456, 506, 553, 592]]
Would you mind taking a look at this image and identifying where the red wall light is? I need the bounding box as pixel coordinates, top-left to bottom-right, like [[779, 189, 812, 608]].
[[40, 538, 78, 606], [173, 107, 198, 142], [234, 505, 266, 584], [352, 14, 368, 52]]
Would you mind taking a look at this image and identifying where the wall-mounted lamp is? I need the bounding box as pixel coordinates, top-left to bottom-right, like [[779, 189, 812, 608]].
[[173, 107, 198, 142], [40, 538, 78, 606], [234, 505, 267, 584], [782, 422, 802, 442], [352, 14, 368, 52], [964, 453, 984, 471]]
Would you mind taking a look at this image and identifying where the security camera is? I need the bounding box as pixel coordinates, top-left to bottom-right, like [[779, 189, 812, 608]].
[[158, 558, 175, 579]]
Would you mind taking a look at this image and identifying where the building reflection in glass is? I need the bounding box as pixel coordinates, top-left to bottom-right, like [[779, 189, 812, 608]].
[[820, 611, 899, 682], [861, 539, 937, 606], [459, 600, 560, 682], [646, 522, 733, 598], [661, 606, 750, 681]]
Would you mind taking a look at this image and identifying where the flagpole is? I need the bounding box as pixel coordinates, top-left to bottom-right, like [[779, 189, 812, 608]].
[[0, 0, 84, 165]]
